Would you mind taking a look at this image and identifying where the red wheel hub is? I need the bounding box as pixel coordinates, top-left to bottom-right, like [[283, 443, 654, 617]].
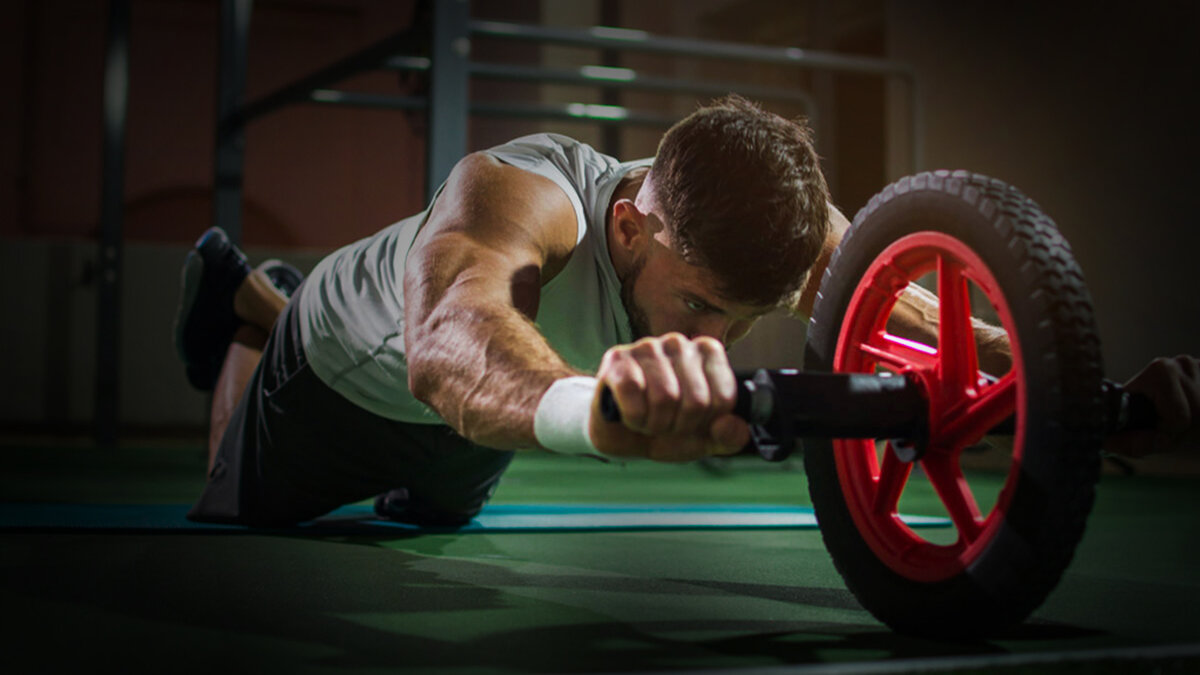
[[832, 231, 1027, 583]]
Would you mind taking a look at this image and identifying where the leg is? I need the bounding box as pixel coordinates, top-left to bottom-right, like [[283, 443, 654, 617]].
[[375, 426, 516, 526], [189, 293, 314, 526], [206, 260, 301, 468], [234, 267, 289, 332], [207, 324, 267, 470], [174, 226, 303, 390]]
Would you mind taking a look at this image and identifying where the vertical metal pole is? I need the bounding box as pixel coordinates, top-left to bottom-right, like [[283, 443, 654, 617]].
[[214, 0, 252, 245], [95, 0, 130, 445], [426, 0, 469, 202]]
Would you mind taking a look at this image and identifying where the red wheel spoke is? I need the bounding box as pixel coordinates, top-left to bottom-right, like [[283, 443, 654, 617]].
[[872, 445, 913, 515], [860, 332, 939, 373], [922, 454, 983, 542], [940, 372, 1019, 450], [828, 231, 1031, 583], [936, 257, 979, 393]]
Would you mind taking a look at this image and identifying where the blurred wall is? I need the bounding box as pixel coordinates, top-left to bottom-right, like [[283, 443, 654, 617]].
[[1, 0, 542, 433], [887, 1, 1200, 381], [4, 0, 886, 434], [4, 0, 547, 248], [8, 0, 1192, 439]]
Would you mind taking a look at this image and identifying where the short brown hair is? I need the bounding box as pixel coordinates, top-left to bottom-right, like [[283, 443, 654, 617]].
[[650, 95, 829, 307]]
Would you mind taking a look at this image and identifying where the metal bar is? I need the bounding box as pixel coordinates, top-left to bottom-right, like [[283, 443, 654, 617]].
[[214, 0, 251, 246], [426, 0, 470, 201], [236, 25, 424, 126], [474, 62, 816, 105], [385, 58, 816, 109], [309, 90, 427, 110], [470, 100, 677, 127], [471, 18, 916, 171], [96, 0, 130, 445], [308, 90, 680, 128], [471, 20, 913, 78]]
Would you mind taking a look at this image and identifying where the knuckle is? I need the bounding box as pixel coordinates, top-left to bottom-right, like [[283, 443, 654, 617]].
[[660, 332, 690, 355], [1150, 357, 1176, 374], [603, 344, 638, 368], [600, 355, 637, 384], [598, 349, 621, 375], [630, 340, 661, 360], [693, 335, 725, 355]]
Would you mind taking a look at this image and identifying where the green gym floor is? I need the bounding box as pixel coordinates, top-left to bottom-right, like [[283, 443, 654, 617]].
[[2, 443, 1199, 674]]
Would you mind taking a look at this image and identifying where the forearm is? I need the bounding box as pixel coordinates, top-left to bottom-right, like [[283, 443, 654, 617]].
[[887, 282, 1012, 376], [789, 205, 1010, 374], [406, 296, 577, 451]]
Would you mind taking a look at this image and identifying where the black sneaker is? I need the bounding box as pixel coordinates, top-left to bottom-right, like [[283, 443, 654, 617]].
[[259, 259, 305, 299], [373, 488, 412, 520], [173, 227, 252, 391], [373, 488, 473, 527]]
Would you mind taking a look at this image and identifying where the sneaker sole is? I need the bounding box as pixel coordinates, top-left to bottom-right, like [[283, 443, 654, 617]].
[[258, 259, 305, 298]]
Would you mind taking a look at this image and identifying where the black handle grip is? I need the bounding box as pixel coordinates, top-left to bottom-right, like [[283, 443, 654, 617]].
[[1101, 380, 1158, 433], [1125, 391, 1157, 431], [1119, 389, 1158, 433], [601, 374, 1158, 450], [599, 375, 758, 424]]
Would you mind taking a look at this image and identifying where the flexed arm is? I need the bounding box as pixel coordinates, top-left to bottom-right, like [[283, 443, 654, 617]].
[[407, 152, 749, 461], [403, 153, 580, 450]]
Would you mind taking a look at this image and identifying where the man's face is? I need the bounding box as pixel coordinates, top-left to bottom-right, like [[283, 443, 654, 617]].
[[618, 228, 774, 346]]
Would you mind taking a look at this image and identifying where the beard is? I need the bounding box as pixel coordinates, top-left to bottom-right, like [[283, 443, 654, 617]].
[[618, 254, 652, 341]]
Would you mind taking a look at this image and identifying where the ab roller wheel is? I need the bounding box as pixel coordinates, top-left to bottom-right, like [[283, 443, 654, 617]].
[[805, 170, 1106, 637], [599, 169, 1148, 637]]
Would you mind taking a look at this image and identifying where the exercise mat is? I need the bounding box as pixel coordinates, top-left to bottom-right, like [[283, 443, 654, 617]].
[[0, 502, 949, 533]]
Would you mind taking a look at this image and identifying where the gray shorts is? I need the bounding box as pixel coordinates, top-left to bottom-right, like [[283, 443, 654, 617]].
[[188, 286, 515, 527]]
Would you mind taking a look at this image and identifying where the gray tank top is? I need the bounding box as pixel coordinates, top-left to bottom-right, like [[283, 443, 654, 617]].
[[296, 133, 647, 423]]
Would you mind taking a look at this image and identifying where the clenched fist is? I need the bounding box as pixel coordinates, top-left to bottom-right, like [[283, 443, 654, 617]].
[[589, 333, 750, 462]]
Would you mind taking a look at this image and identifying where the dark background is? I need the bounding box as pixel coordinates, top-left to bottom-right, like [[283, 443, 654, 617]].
[[1, 1, 1196, 457]]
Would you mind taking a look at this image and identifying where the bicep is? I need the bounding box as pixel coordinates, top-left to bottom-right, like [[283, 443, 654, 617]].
[[405, 153, 578, 323]]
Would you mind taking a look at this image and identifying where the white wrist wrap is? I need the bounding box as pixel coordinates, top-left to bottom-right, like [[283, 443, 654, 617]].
[[533, 376, 599, 455]]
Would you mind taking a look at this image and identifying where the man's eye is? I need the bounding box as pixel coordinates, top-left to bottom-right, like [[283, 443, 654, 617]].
[[685, 299, 707, 313]]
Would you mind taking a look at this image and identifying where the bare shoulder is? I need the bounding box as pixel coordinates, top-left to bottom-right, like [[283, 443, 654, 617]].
[[421, 152, 579, 265]]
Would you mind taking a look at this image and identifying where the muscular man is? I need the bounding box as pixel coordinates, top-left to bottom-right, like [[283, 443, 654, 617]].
[[174, 96, 1197, 527]]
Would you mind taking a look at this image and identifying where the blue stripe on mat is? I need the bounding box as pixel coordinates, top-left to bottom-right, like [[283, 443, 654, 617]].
[[0, 502, 950, 533]]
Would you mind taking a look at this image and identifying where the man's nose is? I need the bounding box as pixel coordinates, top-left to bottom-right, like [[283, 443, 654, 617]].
[[688, 318, 735, 347]]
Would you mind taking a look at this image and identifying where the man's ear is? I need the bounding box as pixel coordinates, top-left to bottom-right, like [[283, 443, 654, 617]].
[[610, 198, 650, 255]]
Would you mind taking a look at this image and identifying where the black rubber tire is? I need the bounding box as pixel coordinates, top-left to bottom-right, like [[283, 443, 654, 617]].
[[804, 171, 1106, 637]]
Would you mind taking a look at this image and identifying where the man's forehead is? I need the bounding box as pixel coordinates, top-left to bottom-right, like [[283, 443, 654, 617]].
[[649, 233, 777, 317]]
